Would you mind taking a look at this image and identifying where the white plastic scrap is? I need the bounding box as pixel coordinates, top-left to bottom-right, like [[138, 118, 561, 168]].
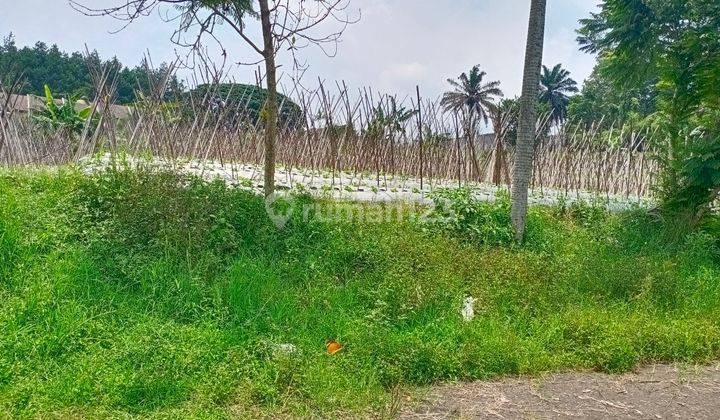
[[462, 296, 476, 322]]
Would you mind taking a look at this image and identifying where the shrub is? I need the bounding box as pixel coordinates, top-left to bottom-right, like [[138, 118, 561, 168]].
[[656, 117, 720, 229], [183, 83, 304, 129], [552, 196, 609, 228], [427, 187, 514, 247]]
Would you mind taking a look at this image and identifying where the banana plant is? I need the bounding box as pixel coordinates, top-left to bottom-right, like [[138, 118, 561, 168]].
[[32, 84, 94, 136], [363, 97, 419, 176], [364, 97, 417, 140]]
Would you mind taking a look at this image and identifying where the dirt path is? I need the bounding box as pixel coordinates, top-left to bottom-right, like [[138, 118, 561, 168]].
[[402, 364, 720, 419]]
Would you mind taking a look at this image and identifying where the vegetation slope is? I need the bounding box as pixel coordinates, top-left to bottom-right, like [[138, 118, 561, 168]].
[[0, 168, 719, 417]]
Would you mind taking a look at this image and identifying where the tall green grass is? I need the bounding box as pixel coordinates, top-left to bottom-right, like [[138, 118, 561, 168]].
[[0, 168, 719, 417]]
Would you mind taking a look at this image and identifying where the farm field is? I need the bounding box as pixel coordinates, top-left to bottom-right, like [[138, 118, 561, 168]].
[[78, 153, 652, 211], [2, 0, 720, 418]]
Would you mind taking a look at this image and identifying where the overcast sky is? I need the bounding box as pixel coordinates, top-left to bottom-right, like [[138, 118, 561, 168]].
[[1, 0, 598, 99]]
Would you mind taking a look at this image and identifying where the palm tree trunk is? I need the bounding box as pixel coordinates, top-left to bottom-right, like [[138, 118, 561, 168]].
[[455, 118, 462, 187], [466, 113, 480, 181], [260, 0, 278, 197], [511, 0, 546, 242], [492, 134, 505, 186]]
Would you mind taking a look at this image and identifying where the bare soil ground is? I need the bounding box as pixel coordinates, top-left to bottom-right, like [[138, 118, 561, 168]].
[[401, 364, 720, 419]]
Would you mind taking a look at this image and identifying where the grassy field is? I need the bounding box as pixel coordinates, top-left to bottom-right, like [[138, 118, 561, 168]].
[[1, 167, 719, 418]]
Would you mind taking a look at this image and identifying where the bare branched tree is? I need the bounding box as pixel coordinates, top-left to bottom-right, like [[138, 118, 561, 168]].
[[71, 0, 359, 196]]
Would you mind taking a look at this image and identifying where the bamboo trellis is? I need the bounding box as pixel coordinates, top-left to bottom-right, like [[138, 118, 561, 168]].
[[0, 73, 658, 198]]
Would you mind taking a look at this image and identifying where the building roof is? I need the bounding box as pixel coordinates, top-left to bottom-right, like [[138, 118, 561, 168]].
[[2, 94, 132, 119]]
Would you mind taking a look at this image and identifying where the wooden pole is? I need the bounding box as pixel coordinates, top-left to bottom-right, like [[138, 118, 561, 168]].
[[416, 85, 424, 191]]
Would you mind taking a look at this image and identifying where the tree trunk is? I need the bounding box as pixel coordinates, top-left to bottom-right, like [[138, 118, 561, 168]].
[[260, 0, 278, 197], [492, 135, 505, 186], [455, 121, 462, 187], [466, 113, 480, 181], [511, 0, 546, 242]]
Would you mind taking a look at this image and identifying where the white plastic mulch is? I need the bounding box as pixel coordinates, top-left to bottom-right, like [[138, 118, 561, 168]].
[[78, 153, 653, 211]]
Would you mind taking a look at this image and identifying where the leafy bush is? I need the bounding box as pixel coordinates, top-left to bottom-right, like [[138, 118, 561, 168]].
[[67, 167, 279, 287], [552, 196, 609, 228], [31, 85, 95, 136], [655, 112, 720, 228], [427, 187, 514, 246], [183, 83, 304, 129], [576, 1, 720, 230]]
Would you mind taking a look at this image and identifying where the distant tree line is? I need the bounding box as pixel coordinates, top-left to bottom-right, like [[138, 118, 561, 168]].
[[0, 34, 305, 129], [0, 33, 184, 104]]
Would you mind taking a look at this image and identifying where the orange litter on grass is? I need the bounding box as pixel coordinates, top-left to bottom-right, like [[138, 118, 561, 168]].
[[326, 339, 343, 355]]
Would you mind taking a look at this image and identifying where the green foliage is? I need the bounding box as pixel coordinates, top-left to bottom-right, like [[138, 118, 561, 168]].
[[578, 0, 720, 226], [185, 83, 303, 129], [31, 85, 95, 136], [441, 65, 503, 125], [0, 34, 183, 104], [496, 98, 552, 147], [323, 122, 357, 140], [115, 61, 185, 104], [422, 125, 453, 147], [551, 196, 609, 229], [655, 111, 720, 228], [181, 0, 257, 23], [567, 62, 658, 131], [0, 35, 91, 99], [1, 168, 719, 417], [427, 188, 514, 247], [364, 97, 417, 139], [538, 63, 578, 125]]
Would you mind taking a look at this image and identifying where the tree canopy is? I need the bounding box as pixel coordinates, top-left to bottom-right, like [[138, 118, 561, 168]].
[[441, 65, 503, 126], [577, 0, 720, 226], [567, 60, 658, 130], [577, 0, 719, 119], [538, 63, 578, 125], [0, 34, 183, 104], [186, 83, 303, 129]]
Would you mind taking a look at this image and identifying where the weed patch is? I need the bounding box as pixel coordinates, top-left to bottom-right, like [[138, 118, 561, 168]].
[[1, 168, 719, 417]]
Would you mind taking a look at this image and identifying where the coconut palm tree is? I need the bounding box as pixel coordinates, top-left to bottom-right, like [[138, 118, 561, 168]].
[[441, 65, 503, 180], [511, 0, 547, 242], [539, 63, 578, 125]]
